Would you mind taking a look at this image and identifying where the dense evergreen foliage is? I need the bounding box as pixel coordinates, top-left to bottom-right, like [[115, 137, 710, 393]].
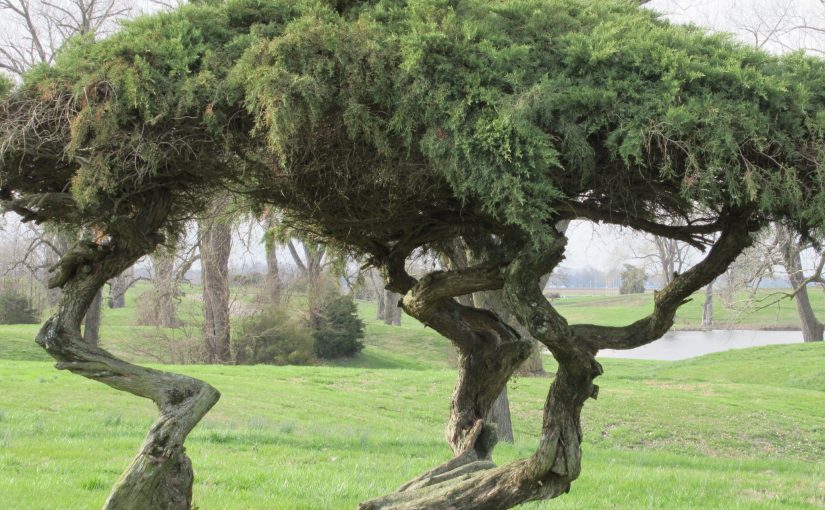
[[0, 290, 39, 324], [312, 294, 366, 359], [2, 0, 823, 245], [233, 310, 316, 365]]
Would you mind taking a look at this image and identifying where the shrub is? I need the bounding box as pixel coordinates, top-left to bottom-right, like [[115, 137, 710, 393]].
[[0, 290, 39, 324], [620, 265, 646, 295], [233, 310, 315, 365], [311, 294, 365, 359]]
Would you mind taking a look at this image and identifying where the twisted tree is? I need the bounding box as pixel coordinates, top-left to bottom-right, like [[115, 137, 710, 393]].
[[1, 0, 824, 509]]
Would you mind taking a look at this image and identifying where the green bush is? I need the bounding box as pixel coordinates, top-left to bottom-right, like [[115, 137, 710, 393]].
[[233, 310, 315, 365], [0, 290, 39, 324], [312, 294, 365, 359]]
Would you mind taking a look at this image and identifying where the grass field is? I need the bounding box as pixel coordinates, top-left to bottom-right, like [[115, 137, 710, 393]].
[[0, 286, 823, 509]]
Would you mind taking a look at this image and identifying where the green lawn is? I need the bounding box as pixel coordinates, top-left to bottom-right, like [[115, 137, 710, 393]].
[[550, 289, 824, 330], [0, 345, 823, 509], [0, 286, 823, 509]]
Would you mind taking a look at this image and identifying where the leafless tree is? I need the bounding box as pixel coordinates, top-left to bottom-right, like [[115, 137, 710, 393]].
[[0, 0, 131, 77]]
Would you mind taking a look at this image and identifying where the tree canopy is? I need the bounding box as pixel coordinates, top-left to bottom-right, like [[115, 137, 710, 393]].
[[1, 1, 824, 509]]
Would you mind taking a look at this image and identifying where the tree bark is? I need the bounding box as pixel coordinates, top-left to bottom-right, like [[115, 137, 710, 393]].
[[779, 227, 824, 342], [376, 287, 385, 320], [108, 268, 131, 309], [360, 219, 754, 510], [384, 289, 401, 326], [83, 288, 102, 346], [485, 387, 513, 443], [34, 195, 219, 510], [200, 200, 233, 363], [45, 232, 70, 307], [701, 280, 714, 327], [383, 261, 533, 456], [142, 254, 182, 328]]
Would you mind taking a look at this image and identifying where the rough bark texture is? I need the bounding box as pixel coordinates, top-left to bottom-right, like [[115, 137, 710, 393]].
[[34, 195, 219, 510], [200, 200, 232, 363], [779, 227, 824, 342], [83, 288, 102, 346], [384, 261, 533, 457], [360, 215, 755, 510]]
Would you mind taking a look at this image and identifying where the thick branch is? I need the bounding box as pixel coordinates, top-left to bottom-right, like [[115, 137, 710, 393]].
[[575, 218, 755, 350]]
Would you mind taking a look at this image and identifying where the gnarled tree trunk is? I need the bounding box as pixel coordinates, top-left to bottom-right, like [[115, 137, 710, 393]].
[[360, 218, 754, 510], [35, 196, 219, 510]]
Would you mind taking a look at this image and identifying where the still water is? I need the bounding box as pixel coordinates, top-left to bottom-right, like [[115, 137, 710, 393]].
[[596, 329, 803, 361]]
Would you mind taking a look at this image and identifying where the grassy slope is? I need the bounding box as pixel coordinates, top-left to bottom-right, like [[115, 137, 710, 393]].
[[0, 287, 823, 509]]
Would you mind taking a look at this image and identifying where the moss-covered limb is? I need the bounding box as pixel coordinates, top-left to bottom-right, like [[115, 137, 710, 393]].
[[34, 194, 220, 510]]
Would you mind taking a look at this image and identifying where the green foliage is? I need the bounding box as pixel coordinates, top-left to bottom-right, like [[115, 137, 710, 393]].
[[312, 294, 365, 359], [619, 265, 645, 295], [0, 290, 38, 325], [233, 310, 316, 365], [2, 0, 825, 253]]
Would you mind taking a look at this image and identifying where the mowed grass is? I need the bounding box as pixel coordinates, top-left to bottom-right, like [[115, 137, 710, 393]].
[[0, 345, 823, 508], [0, 286, 823, 508]]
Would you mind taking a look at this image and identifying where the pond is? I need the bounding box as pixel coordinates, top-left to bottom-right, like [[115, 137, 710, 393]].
[[595, 329, 803, 361]]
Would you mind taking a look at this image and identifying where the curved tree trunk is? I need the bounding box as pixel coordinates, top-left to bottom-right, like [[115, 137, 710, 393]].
[[361, 220, 753, 510], [35, 196, 219, 509], [384, 262, 533, 456]]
